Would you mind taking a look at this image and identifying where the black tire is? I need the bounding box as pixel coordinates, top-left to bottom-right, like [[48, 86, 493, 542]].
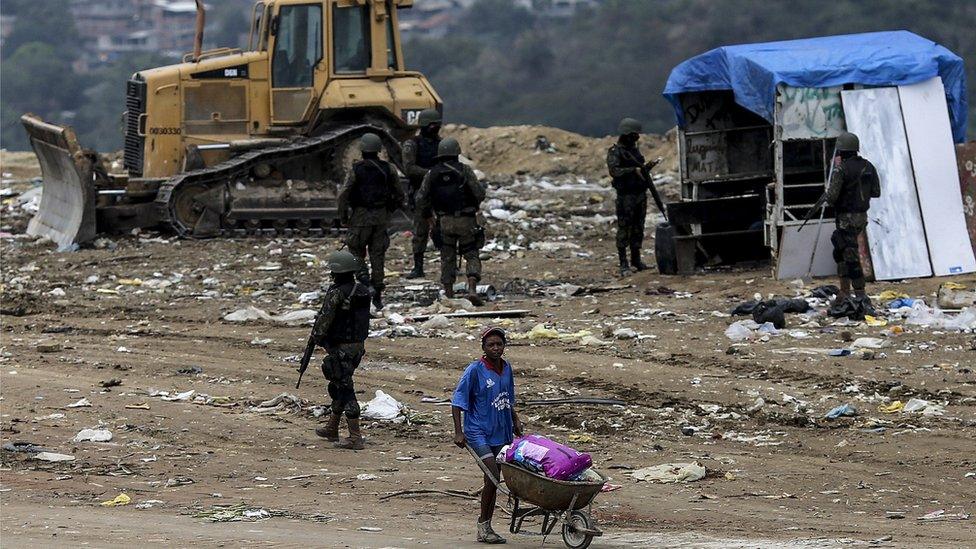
[[561, 511, 593, 549], [655, 221, 678, 275]]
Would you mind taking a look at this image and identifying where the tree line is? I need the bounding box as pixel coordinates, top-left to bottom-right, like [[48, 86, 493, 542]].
[[2, 0, 972, 152]]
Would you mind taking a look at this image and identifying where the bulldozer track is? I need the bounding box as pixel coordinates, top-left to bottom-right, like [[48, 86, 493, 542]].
[[155, 124, 383, 238]]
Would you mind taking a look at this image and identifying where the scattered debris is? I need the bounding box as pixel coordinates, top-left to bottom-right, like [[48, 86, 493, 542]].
[[223, 306, 316, 325], [361, 390, 405, 421], [631, 462, 706, 483], [72, 428, 113, 442], [33, 452, 76, 462], [100, 493, 131, 507]]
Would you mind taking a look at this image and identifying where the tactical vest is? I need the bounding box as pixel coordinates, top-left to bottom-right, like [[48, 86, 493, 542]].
[[611, 144, 646, 195], [835, 156, 880, 214], [325, 281, 371, 344], [350, 160, 393, 209], [429, 161, 478, 216], [409, 135, 440, 185]]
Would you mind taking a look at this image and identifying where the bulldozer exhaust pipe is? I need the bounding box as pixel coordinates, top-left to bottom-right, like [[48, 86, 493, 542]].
[[193, 0, 206, 62]]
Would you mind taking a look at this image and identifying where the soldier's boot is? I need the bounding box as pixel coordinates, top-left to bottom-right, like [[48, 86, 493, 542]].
[[443, 282, 455, 299], [617, 247, 632, 277], [832, 277, 851, 306], [335, 417, 365, 450], [630, 246, 649, 271], [466, 276, 484, 306], [406, 253, 425, 279], [371, 287, 384, 310], [315, 413, 341, 442]]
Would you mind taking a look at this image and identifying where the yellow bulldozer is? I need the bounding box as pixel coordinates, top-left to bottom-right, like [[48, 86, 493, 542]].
[[21, 0, 440, 248]]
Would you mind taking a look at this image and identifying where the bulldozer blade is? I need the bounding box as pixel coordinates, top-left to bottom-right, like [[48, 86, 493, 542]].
[[20, 114, 97, 249]]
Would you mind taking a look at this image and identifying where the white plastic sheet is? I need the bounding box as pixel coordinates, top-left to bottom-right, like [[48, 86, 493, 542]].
[[842, 87, 932, 280], [898, 77, 976, 276]]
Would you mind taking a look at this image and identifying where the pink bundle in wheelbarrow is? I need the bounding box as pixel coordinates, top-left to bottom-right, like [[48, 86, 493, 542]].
[[505, 435, 592, 481]]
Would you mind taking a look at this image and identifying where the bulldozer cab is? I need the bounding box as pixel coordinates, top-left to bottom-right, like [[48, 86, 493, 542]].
[[258, 0, 411, 125]]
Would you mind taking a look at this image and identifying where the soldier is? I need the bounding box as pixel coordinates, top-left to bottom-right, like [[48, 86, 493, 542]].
[[606, 117, 662, 276], [825, 131, 880, 309], [402, 108, 443, 279], [313, 250, 372, 451], [415, 137, 487, 303], [337, 132, 404, 310]]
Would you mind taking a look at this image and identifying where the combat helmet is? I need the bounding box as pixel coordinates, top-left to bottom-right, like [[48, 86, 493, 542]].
[[617, 117, 643, 135], [836, 131, 859, 152], [327, 250, 361, 274], [359, 132, 382, 153], [418, 108, 442, 127], [437, 137, 461, 157]]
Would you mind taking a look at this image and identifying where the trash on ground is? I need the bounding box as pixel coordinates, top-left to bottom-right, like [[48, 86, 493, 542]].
[[824, 404, 857, 419], [223, 306, 316, 325], [917, 509, 971, 521], [66, 398, 92, 408], [249, 393, 304, 414], [100, 493, 131, 507], [33, 452, 75, 462], [361, 390, 405, 421], [195, 502, 272, 522], [903, 398, 945, 416], [72, 428, 113, 442], [630, 462, 706, 483], [404, 308, 529, 322]]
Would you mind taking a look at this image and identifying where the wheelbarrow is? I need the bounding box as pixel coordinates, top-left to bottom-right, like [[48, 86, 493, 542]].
[[500, 462, 606, 548], [465, 445, 606, 548]]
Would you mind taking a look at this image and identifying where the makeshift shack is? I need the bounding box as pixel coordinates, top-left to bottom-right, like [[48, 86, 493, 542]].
[[662, 31, 972, 279]]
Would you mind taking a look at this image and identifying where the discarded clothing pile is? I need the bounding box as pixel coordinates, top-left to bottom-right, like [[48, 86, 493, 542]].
[[731, 297, 811, 329], [828, 294, 876, 320], [503, 435, 592, 481]]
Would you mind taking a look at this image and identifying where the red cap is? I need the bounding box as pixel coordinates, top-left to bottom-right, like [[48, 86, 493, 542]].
[[480, 326, 507, 344]]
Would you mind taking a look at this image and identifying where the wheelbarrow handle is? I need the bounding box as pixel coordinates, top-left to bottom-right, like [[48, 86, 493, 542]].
[[465, 443, 511, 498]]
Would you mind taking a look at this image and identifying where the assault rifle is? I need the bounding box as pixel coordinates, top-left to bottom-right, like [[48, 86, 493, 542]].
[[631, 154, 667, 220], [796, 192, 829, 232], [295, 328, 317, 389], [797, 140, 840, 233]]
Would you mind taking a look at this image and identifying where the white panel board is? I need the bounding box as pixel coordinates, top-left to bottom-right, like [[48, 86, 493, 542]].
[[898, 77, 976, 276], [777, 85, 846, 140], [842, 88, 932, 280], [775, 221, 837, 280]]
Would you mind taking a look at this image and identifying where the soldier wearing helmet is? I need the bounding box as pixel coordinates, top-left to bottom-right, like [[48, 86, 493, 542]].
[[336, 132, 404, 310], [607, 117, 662, 276], [824, 131, 881, 310], [452, 327, 523, 544], [415, 137, 488, 303], [310, 250, 372, 450], [402, 108, 444, 279]]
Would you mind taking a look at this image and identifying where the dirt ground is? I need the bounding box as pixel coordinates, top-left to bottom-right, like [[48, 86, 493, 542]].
[[2, 135, 975, 548]]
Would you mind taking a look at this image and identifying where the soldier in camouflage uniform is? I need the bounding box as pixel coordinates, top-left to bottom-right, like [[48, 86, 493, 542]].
[[825, 131, 880, 308], [607, 118, 661, 276], [313, 250, 372, 450], [337, 133, 404, 310], [402, 108, 443, 279], [416, 138, 487, 303]]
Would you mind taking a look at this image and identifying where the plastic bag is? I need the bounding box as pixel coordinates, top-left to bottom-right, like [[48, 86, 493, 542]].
[[361, 390, 404, 420]]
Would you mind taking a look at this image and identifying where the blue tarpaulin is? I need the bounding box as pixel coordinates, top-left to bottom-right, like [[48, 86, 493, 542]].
[[663, 31, 968, 143]]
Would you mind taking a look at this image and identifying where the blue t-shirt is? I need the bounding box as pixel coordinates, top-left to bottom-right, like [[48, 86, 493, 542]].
[[451, 358, 515, 447]]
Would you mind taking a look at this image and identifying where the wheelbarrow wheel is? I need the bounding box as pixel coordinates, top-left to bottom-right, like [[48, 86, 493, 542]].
[[561, 510, 593, 549]]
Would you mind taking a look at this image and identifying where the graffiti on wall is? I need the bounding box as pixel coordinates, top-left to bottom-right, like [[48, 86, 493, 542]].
[[957, 143, 976, 256], [778, 85, 846, 140]]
